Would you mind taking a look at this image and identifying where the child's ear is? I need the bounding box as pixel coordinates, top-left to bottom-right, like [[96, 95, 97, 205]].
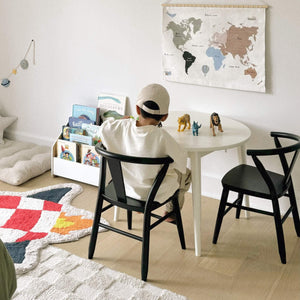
[[136, 105, 141, 115], [161, 114, 168, 122]]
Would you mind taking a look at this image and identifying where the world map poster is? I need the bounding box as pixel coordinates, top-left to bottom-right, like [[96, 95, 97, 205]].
[[162, 6, 266, 92]]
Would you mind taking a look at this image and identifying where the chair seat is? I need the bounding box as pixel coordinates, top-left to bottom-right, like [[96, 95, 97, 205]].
[[222, 164, 286, 199], [104, 182, 162, 212]]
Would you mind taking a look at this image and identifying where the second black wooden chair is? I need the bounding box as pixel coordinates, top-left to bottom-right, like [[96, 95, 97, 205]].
[[213, 132, 300, 264], [89, 143, 186, 281]]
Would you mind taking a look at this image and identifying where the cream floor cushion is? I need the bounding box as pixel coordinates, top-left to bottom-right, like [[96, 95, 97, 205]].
[[0, 139, 51, 185]]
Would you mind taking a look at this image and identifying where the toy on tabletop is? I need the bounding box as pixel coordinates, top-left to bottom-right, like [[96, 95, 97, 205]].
[[192, 121, 202, 136], [210, 112, 223, 136], [177, 114, 191, 132], [1, 39, 35, 88]]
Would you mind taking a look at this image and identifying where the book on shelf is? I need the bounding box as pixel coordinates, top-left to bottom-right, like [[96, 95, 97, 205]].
[[57, 139, 78, 162], [72, 104, 100, 125], [97, 93, 126, 121], [62, 126, 86, 141], [81, 123, 101, 146], [68, 116, 95, 128], [69, 133, 93, 145], [81, 144, 100, 167]]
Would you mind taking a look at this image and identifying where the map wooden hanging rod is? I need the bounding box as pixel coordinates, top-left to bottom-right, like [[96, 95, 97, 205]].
[[161, 4, 268, 8], [1, 39, 36, 88]]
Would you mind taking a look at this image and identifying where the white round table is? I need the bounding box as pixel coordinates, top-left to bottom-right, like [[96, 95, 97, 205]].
[[164, 111, 251, 256]]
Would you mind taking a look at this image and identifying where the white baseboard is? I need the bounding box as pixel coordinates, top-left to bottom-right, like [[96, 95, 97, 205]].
[[4, 130, 54, 146]]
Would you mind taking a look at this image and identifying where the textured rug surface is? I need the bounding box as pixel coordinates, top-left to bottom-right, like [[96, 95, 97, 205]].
[[12, 246, 187, 300], [0, 183, 107, 274]]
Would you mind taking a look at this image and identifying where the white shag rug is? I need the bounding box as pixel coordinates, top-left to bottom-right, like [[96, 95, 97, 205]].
[[13, 246, 187, 300]]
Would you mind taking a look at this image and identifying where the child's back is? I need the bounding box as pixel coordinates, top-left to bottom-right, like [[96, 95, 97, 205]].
[[99, 84, 190, 207]]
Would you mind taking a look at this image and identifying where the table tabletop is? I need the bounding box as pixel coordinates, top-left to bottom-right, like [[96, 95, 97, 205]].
[[163, 111, 251, 153]]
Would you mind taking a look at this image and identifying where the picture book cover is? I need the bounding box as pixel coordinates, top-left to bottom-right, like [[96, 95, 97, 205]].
[[81, 144, 100, 167], [62, 126, 86, 141], [68, 116, 95, 128], [69, 133, 93, 145], [57, 139, 77, 162], [81, 123, 101, 146], [72, 104, 100, 125], [97, 93, 126, 121]]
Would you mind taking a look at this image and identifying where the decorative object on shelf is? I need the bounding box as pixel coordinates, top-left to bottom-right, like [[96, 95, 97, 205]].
[[177, 114, 191, 132], [1, 39, 35, 88], [210, 112, 223, 136], [192, 121, 202, 136]]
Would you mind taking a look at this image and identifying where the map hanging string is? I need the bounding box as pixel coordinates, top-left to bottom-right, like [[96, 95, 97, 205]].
[[1, 39, 36, 88]]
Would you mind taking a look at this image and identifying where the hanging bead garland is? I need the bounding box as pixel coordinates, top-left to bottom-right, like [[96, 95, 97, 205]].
[[1, 39, 36, 88]]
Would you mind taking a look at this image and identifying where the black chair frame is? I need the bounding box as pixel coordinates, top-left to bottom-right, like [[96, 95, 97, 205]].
[[213, 132, 300, 263], [89, 143, 186, 281]]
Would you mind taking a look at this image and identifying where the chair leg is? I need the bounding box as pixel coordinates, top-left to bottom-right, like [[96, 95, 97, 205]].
[[213, 188, 229, 244], [141, 211, 151, 281], [288, 184, 300, 237], [235, 193, 244, 219], [172, 197, 186, 249], [272, 198, 286, 264], [88, 194, 104, 259], [127, 210, 132, 230]]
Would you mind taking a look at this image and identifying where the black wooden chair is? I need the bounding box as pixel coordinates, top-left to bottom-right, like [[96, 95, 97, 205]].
[[213, 132, 300, 263], [88, 143, 186, 281]]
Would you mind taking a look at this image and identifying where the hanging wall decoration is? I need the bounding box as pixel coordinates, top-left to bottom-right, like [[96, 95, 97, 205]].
[[162, 4, 268, 93], [1, 39, 35, 88]]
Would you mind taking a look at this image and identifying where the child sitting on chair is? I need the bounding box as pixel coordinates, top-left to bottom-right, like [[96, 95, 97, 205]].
[[99, 83, 191, 220]]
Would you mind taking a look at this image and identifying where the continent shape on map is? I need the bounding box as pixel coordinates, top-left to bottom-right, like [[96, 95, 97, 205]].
[[208, 25, 259, 78], [206, 47, 225, 71], [166, 17, 202, 73], [166, 17, 202, 50], [183, 51, 196, 74]]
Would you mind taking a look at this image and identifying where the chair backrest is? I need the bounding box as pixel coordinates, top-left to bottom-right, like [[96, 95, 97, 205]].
[[95, 143, 174, 205], [247, 132, 300, 196]]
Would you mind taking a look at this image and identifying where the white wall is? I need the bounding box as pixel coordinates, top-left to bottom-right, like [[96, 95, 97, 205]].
[[1, 0, 299, 211]]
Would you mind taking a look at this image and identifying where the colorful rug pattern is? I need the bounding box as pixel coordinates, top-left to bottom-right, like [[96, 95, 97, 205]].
[[0, 183, 107, 274]]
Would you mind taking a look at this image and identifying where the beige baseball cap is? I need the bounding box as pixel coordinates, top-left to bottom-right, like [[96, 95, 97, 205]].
[[136, 83, 170, 115]]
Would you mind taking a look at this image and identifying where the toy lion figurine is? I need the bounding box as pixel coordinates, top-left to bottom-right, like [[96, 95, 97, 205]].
[[210, 112, 223, 136], [177, 114, 191, 132]]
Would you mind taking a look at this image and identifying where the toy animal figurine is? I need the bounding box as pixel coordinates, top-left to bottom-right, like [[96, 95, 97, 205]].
[[177, 114, 191, 132], [210, 112, 223, 136], [192, 121, 202, 136]]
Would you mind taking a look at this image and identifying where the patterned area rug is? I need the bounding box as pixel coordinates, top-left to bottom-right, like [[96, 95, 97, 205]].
[[13, 246, 187, 300], [0, 183, 107, 274]]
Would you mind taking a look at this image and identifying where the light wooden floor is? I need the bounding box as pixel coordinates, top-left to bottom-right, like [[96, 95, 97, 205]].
[[1, 171, 300, 300]]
